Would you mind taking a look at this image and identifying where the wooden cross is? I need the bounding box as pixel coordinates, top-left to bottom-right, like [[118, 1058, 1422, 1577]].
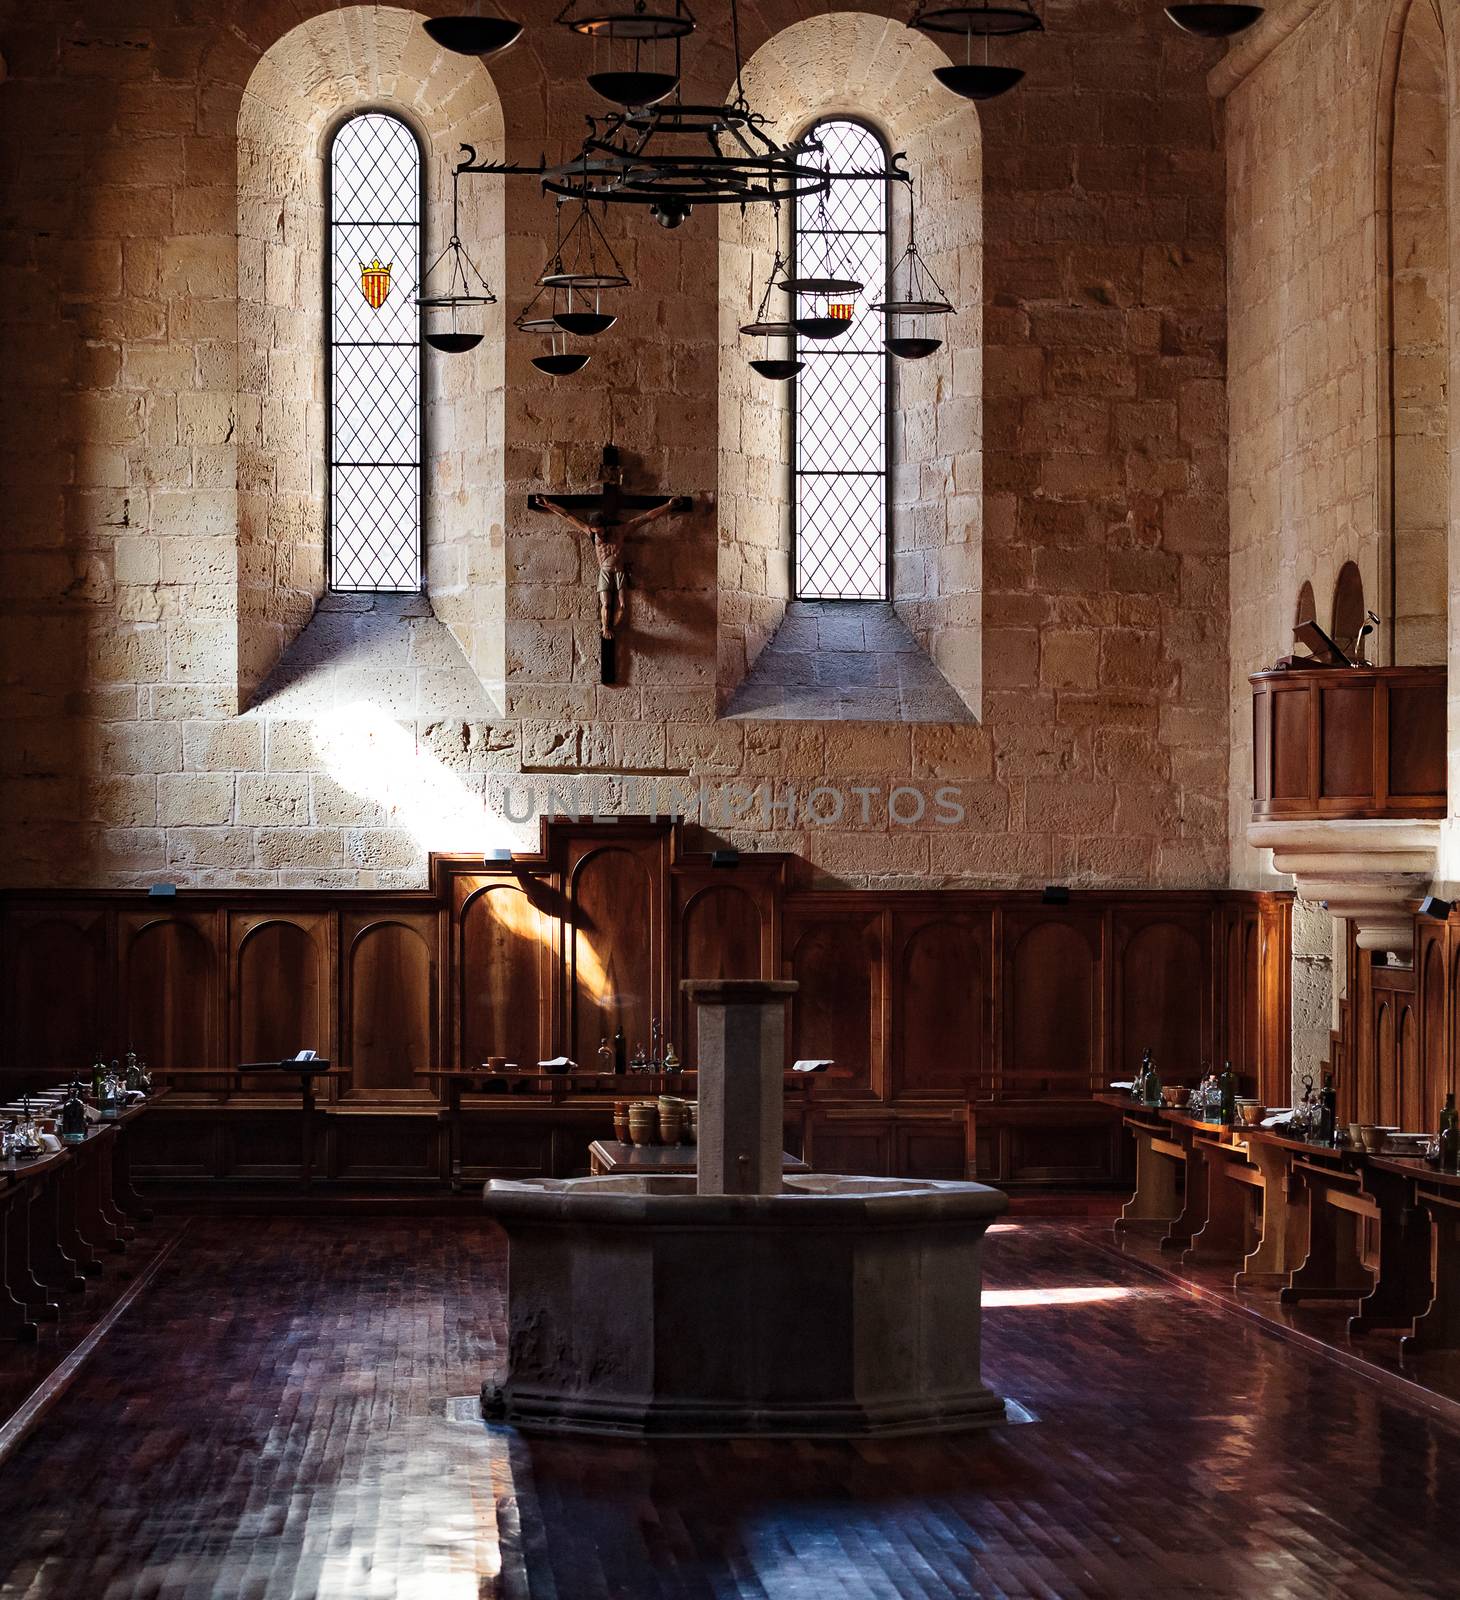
[[528, 445, 695, 684]]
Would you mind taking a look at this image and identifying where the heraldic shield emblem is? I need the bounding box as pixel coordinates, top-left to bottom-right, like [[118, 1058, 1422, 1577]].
[[360, 258, 393, 310]]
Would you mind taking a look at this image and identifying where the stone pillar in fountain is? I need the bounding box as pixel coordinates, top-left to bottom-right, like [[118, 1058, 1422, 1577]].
[[682, 979, 798, 1196]]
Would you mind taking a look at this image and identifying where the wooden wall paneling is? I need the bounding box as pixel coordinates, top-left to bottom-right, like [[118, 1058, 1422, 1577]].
[[1000, 911, 1104, 1098], [892, 1116, 966, 1180], [1371, 988, 1394, 1126], [784, 903, 884, 1099], [672, 872, 776, 1065], [802, 1114, 892, 1176], [118, 909, 221, 1084], [561, 830, 668, 1065], [340, 910, 437, 1097], [456, 874, 556, 1072], [994, 1104, 1123, 1185], [1111, 910, 1208, 1085], [331, 1109, 439, 1179], [3, 903, 111, 1074], [228, 912, 335, 1091], [889, 907, 992, 1100]]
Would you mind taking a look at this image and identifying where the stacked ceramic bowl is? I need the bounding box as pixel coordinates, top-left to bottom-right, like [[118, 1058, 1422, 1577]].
[[657, 1095, 688, 1144], [627, 1102, 659, 1147]]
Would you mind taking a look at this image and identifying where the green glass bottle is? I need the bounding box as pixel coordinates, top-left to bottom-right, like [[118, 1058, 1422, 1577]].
[[1133, 1049, 1151, 1104], [1218, 1061, 1236, 1126], [90, 1053, 106, 1101], [1145, 1056, 1163, 1109], [1439, 1093, 1458, 1173], [1316, 1073, 1336, 1146]]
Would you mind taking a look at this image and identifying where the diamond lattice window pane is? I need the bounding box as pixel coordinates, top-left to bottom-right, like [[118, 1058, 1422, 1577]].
[[793, 120, 888, 601], [329, 113, 423, 592]]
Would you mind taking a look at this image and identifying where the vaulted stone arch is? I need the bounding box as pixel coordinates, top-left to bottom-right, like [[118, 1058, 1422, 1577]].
[[1378, 0, 1449, 668], [717, 12, 982, 721], [237, 6, 505, 706]]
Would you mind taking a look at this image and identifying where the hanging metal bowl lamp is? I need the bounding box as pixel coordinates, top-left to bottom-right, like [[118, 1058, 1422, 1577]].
[[873, 201, 955, 361], [740, 242, 804, 382], [415, 169, 497, 353], [424, 13, 524, 57], [781, 187, 863, 341], [518, 295, 594, 375], [1164, 4, 1263, 37], [909, 0, 1041, 102], [558, 0, 693, 110]]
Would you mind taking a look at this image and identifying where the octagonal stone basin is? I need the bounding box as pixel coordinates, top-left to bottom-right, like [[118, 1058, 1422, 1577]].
[[480, 1172, 1009, 1438]]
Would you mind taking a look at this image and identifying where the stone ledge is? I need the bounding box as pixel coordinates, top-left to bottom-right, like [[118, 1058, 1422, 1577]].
[[1249, 818, 1442, 955], [721, 601, 976, 724]]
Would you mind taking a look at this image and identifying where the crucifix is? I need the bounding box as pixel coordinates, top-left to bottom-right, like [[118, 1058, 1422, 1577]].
[[528, 444, 695, 684]]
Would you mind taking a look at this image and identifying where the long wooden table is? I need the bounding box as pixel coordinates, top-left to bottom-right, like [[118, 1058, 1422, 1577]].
[[1102, 1095, 1386, 1318], [0, 1090, 160, 1341]]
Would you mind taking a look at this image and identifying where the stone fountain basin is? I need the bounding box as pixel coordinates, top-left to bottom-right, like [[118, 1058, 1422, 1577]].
[[481, 1172, 1009, 1438]]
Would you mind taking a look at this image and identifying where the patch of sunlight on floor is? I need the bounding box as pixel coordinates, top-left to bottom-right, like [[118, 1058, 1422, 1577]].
[[983, 1286, 1137, 1308]]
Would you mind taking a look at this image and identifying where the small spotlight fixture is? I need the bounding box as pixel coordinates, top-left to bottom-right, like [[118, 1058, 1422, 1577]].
[[710, 849, 741, 868], [1041, 885, 1070, 906], [1419, 894, 1453, 922]]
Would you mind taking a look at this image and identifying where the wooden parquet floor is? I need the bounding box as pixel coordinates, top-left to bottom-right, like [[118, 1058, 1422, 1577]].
[[0, 1216, 1455, 1600]]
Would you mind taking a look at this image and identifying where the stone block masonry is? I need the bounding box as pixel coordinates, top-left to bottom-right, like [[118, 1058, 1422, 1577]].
[[0, 0, 1229, 890]]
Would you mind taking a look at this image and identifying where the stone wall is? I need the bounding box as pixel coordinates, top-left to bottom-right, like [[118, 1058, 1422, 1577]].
[[0, 0, 1230, 890], [1223, 0, 1457, 887]]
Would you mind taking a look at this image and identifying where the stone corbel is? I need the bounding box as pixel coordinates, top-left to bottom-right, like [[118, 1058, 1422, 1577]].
[[1248, 819, 1441, 957]]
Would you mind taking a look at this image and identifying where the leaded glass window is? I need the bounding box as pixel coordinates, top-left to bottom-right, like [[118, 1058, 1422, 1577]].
[[792, 119, 889, 601], [328, 112, 423, 592]]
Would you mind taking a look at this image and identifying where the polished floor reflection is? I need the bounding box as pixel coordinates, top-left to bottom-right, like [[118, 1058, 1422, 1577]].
[[0, 1216, 1454, 1598]]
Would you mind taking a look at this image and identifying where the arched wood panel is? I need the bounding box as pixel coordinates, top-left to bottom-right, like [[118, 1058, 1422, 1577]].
[[1003, 917, 1102, 1094], [6, 908, 108, 1071], [1242, 918, 1261, 1079], [233, 917, 327, 1066], [345, 918, 432, 1092], [570, 846, 654, 1062], [1371, 998, 1394, 1125], [787, 913, 880, 1096], [1399, 1000, 1420, 1132], [122, 915, 215, 1073], [892, 912, 987, 1098], [1115, 918, 1205, 1083], [678, 883, 763, 1063], [461, 881, 551, 1069], [1420, 934, 1446, 1123]]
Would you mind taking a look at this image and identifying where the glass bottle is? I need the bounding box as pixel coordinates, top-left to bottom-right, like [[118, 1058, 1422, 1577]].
[[61, 1082, 87, 1146], [90, 1053, 106, 1101], [1316, 1073, 1337, 1146], [631, 1041, 648, 1072], [1439, 1093, 1458, 1172], [597, 1036, 614, 1075], [1132, 1049, 1151, 1104], [663, 1041, 680, 1073], [1145, 1055, 1163, 1109], [613, 1028, 626, 1075], [1218, 1061, 1236, 1126]]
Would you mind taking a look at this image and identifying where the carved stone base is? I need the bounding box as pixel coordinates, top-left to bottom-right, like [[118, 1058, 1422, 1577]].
[[1248, 819, 1441, 956], [480, 1173, 1009, 1437]]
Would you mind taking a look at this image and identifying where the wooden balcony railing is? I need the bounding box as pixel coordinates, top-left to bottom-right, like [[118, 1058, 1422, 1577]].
[[1251, 664, 1446, 822]]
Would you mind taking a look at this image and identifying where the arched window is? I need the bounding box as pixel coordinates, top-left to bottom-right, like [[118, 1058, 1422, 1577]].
[[792, 118, 889, 601], [327, 112, 423, 592]]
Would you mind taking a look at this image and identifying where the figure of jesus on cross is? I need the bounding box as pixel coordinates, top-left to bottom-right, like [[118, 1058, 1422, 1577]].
[[528, 445, 696, 684]]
